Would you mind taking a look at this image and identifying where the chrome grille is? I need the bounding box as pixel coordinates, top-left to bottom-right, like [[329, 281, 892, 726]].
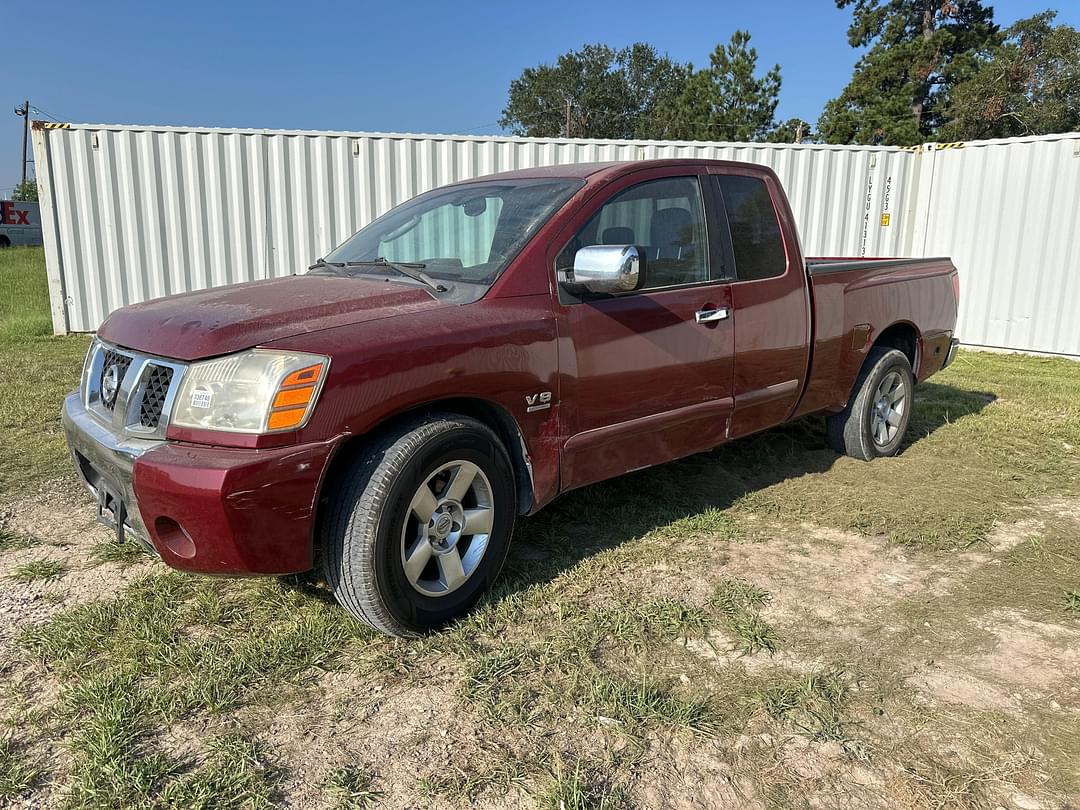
[[138, 365, 174, 429], [83, 339, 186, 440], [98, 350, 132, 411]]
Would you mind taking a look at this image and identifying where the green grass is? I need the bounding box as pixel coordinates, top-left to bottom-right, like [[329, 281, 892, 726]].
[[417, 761, 527, 804], [0, 246, 52, 339], [19, 574, 368, 711], [90, 540, 149, 566], [325, 766, 383, 808], [15, 573, 370, 805], [156, 733, 278, 810], [710, 579, 780, 654], [536, 756, 627, 810], [1064, 589, 1080, 616], [0, 735, 43, 801], [456, 596, 729, 735], [583, 673, 725, 735], [0, 528, 38, 551], [8, 558, 66, 583], [61, 669, 182, 808], [753, 667, 857, 744], [0, 247, 89, 501]]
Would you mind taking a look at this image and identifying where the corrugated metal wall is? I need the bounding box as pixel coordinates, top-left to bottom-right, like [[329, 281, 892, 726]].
[[915, 134, 1080, 357], [31, 124, 913, 334], [31, 123, 1080, 357]]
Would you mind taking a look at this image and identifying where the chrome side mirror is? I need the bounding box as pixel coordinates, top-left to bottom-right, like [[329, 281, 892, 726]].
[[562, 245, 644, 295]]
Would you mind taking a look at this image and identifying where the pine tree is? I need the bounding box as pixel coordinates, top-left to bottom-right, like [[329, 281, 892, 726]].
[[661, 31, 782, 142], [940, 12, 1080, 140], [819, 0, 998, 145]]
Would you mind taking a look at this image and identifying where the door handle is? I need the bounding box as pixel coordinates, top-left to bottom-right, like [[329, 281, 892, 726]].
[[695, 307, 730, 324]]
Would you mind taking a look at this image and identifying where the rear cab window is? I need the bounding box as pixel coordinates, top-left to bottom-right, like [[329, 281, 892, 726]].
[[715, 175, 787, 282]]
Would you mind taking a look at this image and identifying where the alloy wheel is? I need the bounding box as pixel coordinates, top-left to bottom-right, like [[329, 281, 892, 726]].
[[400, 460, 495, 597]]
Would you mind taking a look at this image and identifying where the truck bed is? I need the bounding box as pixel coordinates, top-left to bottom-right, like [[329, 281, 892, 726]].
[[794, 256, 960, 419], [806, 256, 953, 275]]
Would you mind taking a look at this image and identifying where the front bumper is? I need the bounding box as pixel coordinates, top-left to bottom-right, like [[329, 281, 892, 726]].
[[63, 391, 161, 547], [63, 391, 338, 575]]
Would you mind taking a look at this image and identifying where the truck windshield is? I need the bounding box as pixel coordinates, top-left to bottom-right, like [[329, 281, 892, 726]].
[[323, 178, 583, 288]]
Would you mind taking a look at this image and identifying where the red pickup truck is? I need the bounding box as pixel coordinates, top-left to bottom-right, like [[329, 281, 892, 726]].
[[63, 159, 959, 636]]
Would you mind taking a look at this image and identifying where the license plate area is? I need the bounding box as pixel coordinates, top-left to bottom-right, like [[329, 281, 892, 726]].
[[94, 476, 129, 544]]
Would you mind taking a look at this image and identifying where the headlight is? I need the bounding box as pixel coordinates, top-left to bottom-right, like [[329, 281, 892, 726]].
[[171, 349, 329, 434]]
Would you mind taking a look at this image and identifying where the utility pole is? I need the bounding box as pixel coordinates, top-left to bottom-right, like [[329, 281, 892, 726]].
[[14, 100, 30, 187], [794, 121, 805, 144], [564, 97, 572, 139]]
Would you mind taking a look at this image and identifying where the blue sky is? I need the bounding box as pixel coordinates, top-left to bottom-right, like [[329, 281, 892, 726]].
[[4, 0, 1077, 197]]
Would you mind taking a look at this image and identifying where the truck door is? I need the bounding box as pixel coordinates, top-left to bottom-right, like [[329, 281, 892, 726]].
[[553, 171, 735, 491], [708, 168, 811, 439]]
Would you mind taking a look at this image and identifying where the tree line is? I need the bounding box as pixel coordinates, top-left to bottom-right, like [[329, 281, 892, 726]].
[[499, 1, 1080, 146]]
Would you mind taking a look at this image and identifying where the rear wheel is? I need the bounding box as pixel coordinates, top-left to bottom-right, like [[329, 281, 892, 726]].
[[321, 413, 516, 636], [826, 347, 914, 460], [0, 236, 10, 249]]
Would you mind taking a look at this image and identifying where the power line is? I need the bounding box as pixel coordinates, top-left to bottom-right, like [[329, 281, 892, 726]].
[[29, 104, 64, 123], [457, 121, 502, 134]]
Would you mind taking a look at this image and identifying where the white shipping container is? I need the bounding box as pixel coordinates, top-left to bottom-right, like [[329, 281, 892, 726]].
[[29, 122, 1080, 357]]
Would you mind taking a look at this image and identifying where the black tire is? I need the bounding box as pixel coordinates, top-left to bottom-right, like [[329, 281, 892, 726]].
[[0, 236, 10, 249], [826, 347, 914, 461], [321, 413, 516, 636]]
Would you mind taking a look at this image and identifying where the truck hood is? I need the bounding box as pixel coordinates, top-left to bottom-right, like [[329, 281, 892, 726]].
[[96, 275, 447, 361]]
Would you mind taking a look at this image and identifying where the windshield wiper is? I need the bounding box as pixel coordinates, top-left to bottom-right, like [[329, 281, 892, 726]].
[[369, 258, 448, 293], [349, 258, 448, 292], [307, 257, 351, 276], [308, 257, 447, 293]]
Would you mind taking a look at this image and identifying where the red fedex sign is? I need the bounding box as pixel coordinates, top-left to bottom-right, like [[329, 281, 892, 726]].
[[1, 201, 31, 225]]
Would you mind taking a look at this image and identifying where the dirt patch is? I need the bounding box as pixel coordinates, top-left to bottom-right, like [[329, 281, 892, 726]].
[[630, 555, 729, 606], [248, 668, 533, 809], [0, 479, 159, 651], [631, 735, 763, 809], [1039, 495, 1080, 522], [665, 510, 1080, 807], [914, 609, 1080, 715], [683, 632, 828, 677], [706, 525, 949, 641], [985, 517, 1045, 552]]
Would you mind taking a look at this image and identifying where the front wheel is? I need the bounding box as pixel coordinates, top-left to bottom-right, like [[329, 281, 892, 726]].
[[826, 347, 915, 460], [321, 414, 516, 637]]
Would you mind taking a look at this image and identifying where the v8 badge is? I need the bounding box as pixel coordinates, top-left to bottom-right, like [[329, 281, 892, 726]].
[[525, 391, 552, 412]]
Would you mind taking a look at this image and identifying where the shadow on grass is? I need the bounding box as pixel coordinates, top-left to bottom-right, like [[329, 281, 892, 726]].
[[496, 380, 996, 594], [287, 381, 995, 608]]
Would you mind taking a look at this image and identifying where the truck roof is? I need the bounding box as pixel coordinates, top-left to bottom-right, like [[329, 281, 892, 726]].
[[460, 159, 758, 184]]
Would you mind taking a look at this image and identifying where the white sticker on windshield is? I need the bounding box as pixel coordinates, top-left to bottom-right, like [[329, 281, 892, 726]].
[[190, 388, 213, 409]]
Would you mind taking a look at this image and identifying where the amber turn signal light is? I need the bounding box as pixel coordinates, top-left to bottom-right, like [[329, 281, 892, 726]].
[[272, 387, 314, 409], [282, 364, 322, 387], [267, 407, 309, 430], [266, 362, 325, 431]]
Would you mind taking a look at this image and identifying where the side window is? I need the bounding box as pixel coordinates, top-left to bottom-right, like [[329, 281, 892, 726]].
[[557, 176, 709, 290], [716, 175, 787, 281]]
